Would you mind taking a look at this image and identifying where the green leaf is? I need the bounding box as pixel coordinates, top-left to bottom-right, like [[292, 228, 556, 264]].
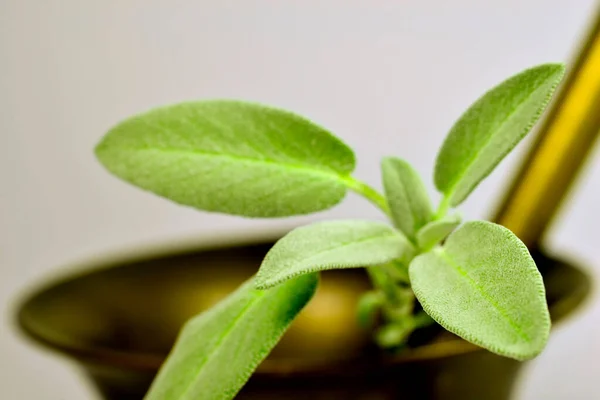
[[409, 221, 550, 360], [255, 220, 415, 289], [145, 274, 318, 400], [96, 100, 356, 217], [381, 157, 433, 239], [375, 320, 414, 349], [434, 63, 565, 206], [356, 290, 385, 328], [416, 213, 461, 250]]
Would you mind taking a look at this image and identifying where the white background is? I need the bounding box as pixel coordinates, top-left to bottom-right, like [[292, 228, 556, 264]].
[[2, 1, 599, 398]]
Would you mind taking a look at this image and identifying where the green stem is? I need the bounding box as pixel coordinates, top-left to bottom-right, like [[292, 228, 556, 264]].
[[366, 266, 397, 301], [435, 195, 451, 220], [413, 310, 435, 329], [343, 177, 390, 216], [383, 261, 411, 285], [347, 176, 438, 349], [367, 265, 414, 317]]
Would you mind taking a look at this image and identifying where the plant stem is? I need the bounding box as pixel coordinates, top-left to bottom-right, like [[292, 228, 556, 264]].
[[345, 176, 436, 348], [343, 177, 390, 216], [366, 266, 398, 301], [383, 261, 410, 285], [413, 310, 435, 329], [366, 265, 420, 348], [367, 265, 414, 318], [435, 195, 451, 220]]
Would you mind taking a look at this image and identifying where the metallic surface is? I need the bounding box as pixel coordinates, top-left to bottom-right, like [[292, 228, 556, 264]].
[[16, 240, 590, 400], [494, 10, 600, 247]]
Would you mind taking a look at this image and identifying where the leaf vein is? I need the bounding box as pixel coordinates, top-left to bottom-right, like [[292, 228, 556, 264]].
[[179, 291, 263, 400], [438, 250, 531, 342], [117, 146, 347, 182], [302, 233, 399, 265]]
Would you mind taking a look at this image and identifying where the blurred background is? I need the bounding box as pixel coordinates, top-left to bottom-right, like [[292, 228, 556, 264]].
[[2, 1, 599, 399]]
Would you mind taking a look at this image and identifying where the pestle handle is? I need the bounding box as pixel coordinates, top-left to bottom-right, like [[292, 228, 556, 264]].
[[494, 10, 600, 248]]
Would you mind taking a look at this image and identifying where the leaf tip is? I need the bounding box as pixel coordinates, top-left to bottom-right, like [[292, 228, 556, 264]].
[[93, 139, 112, 172], [537, 62, 567, 90], [380, 156, 395, 168], [523, 62, 565, 79], [544, 62, 566, 74], [502, 327, 551, 361], [93, 127, 118, 167]]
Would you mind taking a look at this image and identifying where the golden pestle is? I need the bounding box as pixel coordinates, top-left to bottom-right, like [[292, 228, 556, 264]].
[[494, 11, 600, 249]]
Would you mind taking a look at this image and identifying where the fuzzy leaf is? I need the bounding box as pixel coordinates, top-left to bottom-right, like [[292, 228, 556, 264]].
[[256, 220, 414, 289], [145, 274, 318, 400], [434, 64, 565, 206], [381, 157, 433, 239], [416, 213, 461, 250], [409, 221, 550, 360], [356, 291, 385, 328], [375, 320, 414, 349], [96, 100, 355, 217]]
